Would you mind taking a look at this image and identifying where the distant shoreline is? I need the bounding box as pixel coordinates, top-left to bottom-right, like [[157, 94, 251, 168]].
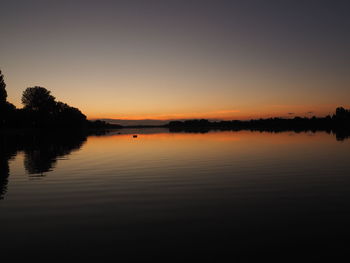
[[2, 107, 349, 141], [93, 107, 350, 140]]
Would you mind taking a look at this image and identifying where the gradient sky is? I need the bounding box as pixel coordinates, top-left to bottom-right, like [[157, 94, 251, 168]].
[[1, 0, 349, 120]]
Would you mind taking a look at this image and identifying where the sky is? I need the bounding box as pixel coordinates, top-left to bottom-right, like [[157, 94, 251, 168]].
[[1, 0, 349, 120]]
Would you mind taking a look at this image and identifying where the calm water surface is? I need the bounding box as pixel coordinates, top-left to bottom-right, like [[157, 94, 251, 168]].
[[1, 130, 349, 260]]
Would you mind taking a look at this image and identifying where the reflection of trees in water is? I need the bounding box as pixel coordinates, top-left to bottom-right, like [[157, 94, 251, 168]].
[[0, 131, 87, 199], [23, 132, 87, 176], [169, 126, 350, 141], [24, 150, 54, 176], [334, 129, 350, 141], [0, 158, 10, 199], [0, 135, 19, 199]]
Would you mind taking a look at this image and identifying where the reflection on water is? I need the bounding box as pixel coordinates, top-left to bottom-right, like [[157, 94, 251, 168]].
[[0, 131, 87, 198], [0, 130, 350, 260], [0, 151, 10, 200], [23, 132, 86, 176]]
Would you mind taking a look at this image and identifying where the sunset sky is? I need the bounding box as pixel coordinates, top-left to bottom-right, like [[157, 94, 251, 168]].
[[1, 0, 349, 120]]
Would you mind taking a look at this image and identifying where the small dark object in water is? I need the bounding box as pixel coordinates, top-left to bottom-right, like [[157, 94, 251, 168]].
[[133, 135, 138, 138]]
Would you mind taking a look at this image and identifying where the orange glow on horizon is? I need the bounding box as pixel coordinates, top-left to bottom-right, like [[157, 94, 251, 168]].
[[86, 104, 347, 121], [88, 109, 241, 120]]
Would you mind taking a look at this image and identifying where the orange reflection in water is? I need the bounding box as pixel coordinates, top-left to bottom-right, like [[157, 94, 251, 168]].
[[59, 130, 349, 182], [87, 130, 334, 144], [84, 130, 337, 158]]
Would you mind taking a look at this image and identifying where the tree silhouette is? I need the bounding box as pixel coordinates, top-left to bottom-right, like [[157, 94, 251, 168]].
[[22, 86, 56, 112], [0, 70, 7, 103], [0, 70, 16, 127], [20, 86, 87, 128], [334, 107, 350, 121], [53, 101, 87, 127]]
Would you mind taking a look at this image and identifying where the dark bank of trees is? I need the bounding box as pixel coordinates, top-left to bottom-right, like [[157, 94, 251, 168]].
[[19, 86, 87, 128], [0, 70, 16, 127], [167, 108, 350, 141], [0, 70, 120, 129]]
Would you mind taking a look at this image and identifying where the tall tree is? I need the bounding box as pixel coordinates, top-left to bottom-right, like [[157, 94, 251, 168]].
[[0, 70, 7, 103], [22, 86, 56, 111]]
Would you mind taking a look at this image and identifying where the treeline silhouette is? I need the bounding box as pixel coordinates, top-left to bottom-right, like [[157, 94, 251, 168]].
[[167, 107, 350, 141], [0, 70, 120, 129]]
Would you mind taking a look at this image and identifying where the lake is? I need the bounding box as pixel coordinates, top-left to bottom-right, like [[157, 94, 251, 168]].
[[1, 129, 349, 260]]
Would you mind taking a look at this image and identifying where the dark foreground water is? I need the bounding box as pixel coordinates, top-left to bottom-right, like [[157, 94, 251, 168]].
[[0, 129, 350, 261]]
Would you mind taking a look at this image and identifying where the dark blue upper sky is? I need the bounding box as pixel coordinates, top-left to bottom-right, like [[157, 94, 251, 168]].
[[1, 0, 349, 119]]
